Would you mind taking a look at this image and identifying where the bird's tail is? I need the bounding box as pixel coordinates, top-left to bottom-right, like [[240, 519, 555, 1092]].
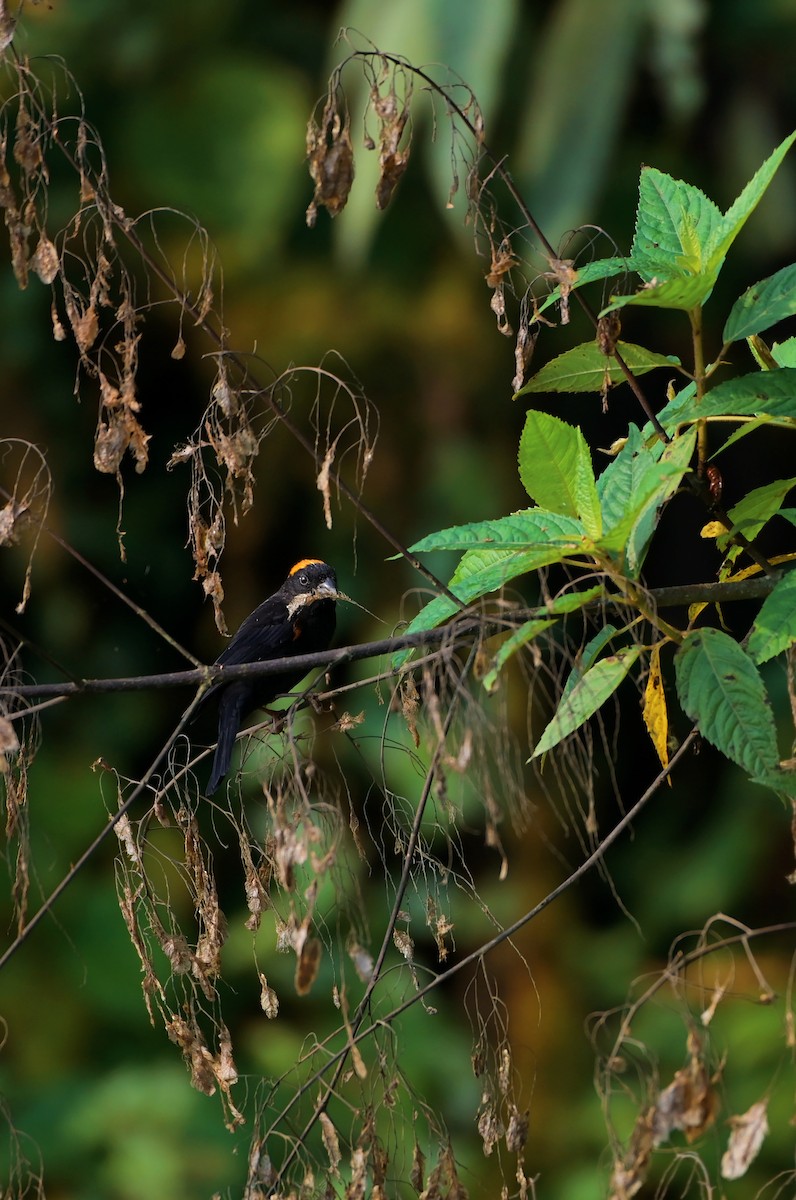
[[206, 683, 249, 795]]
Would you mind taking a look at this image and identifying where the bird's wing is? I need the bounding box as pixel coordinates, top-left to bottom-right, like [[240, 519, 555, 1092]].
[[215, 597, 293, 667]]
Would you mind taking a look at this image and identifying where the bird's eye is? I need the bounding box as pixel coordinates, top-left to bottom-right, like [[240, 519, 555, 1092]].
[[298, 573, 309, 587]]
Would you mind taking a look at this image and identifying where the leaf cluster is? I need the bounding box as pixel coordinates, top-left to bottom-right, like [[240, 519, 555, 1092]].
[[404, 131, 796, 801]]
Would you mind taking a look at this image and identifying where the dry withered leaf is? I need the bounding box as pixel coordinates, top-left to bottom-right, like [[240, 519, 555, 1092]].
[[306, 88, 355, 226], [720, 1099, 769, 1180], [316, 444, 334, 529], [13, 105, 43, 176], [596, 312, 621, 356], [50, 301, 66, 341], [393, 928, 414, 962], [651, 1034, 718, 1146], [8, 215, 29, 289], [410, 1139, 425, 1194], [93, 419, 127, 475], [369, 81, 411, 210], [0, 497, 28, 547], [295, 935, 322, 995], [319, 1112, 341, 1175], [331, 710, 365, 733], [348, 941, 374, 982], [0, 0, 15, 50], [258, 973, 279, 1018], [0, 714, 19, 755], [545, 257, 578, 324], [505, 1106, 529, 1154], [66, 296, 98, 353], [30, 234, 59, 285], [608, 1107, 653, 1200], [401, 672, 420, 748], [345, 1146, 367, 1200], [512, 319, 539, 392]]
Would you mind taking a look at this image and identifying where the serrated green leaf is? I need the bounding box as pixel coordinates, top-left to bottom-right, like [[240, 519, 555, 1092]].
[[748, 771, 796, 798], [531, 646, 641, 759], [534, 257, 632, 318], [600, 427, 696, 574], [631, 167, 724, 281], [597, 425, 660, 532], [772, 336, 796, 367], [393, 543, 572, 669], [716, 476, 796, 573], [656, 367, 796, 429], [719, 476, 796, 551], [603, 272, 717, 314], [723, 264, 796, 343], [482, 618, 556, 694], [518, 411, 601, 536], [708, 130, 796, 267], [560, 624, 618, 704], [747, 571, 796, 664], [408, 509, 587, 555], [515, 340, 679, 396], [674, 628, 780, 779]]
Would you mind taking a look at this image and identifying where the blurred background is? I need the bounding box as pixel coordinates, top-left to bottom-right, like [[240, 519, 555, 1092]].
[[1, 1, 796, 1197]]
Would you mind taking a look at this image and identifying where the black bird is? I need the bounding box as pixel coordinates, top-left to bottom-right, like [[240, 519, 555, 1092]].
[[206, 559, 338, 795]]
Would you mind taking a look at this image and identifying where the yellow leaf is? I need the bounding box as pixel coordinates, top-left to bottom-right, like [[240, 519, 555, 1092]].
[[700, 520, 728, 539], [723, 551, 796, 583], [643, 644, 670, 780]]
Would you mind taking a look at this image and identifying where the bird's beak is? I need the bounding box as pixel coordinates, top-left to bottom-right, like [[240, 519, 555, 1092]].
[[316, 577, 338, 597]]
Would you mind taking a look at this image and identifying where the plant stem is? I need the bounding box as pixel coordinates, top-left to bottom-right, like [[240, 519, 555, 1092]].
[[690, 305, 709, 476]]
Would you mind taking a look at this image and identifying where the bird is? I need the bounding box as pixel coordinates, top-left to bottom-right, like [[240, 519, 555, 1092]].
[[205, 559, 338, 795]]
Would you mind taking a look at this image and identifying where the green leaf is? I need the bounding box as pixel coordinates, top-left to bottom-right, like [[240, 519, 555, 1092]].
[[408, 509, 588, 554], [747, 572, 796, 664], [772, 336, 796, 367], [531, 646, 641, 759], [533, 257, 631, 318], [723, 264, 796, 343], [709, 414, 795, 458], [655, 367, 796, 429], [482, 618, 556, 694], [482, 584, 607, 693], [630, 167, 723, 280], [707, 129, 796, 267], [603, 273, 717, 314], [560, 624, 618, 703], [719, 476, 796, 551], [515, 340, 679, 395], [597, 425, 659, 531], [747, 770, 796, 799], [674, 628, 780, 780], [518, 412, 601, 536], [393, 542, 576, 668], [599, 428, 696, 574]]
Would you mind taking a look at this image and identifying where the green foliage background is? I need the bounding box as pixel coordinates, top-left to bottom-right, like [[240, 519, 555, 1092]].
[[1, 1, 796, 1197]]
